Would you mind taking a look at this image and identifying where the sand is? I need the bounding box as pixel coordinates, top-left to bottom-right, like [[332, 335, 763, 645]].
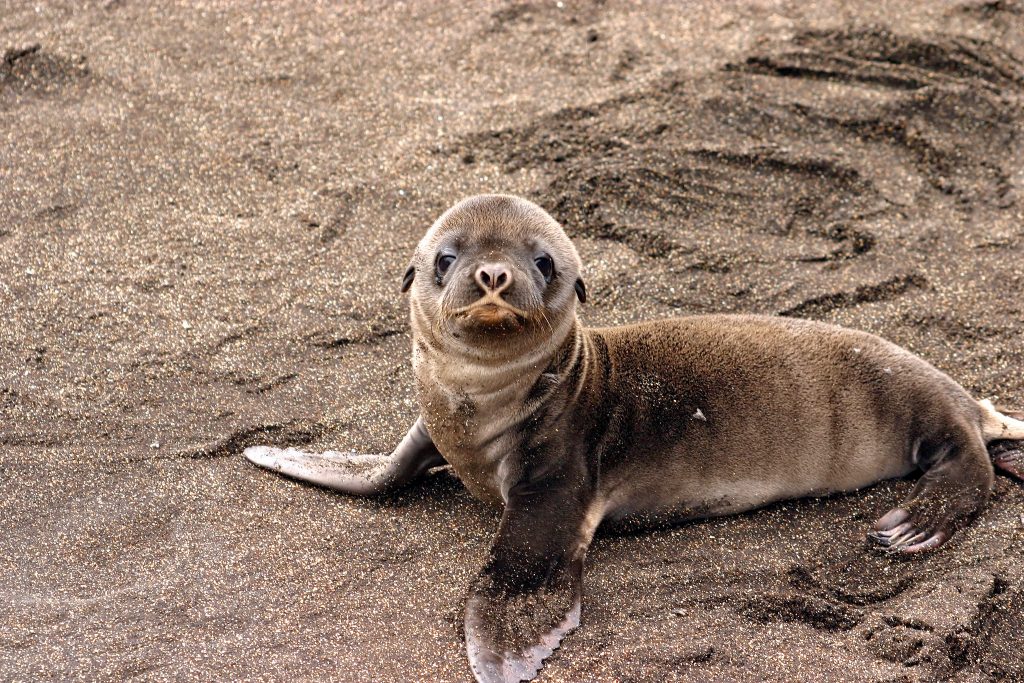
[[2, 1, 1023, 681]]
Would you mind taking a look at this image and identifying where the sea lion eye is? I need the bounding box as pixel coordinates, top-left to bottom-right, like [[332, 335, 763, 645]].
[[535, 254, 554, 283], [436, 253, 456, 278]]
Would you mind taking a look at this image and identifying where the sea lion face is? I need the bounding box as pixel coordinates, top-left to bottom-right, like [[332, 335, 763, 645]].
[[404, 195, 586, 355]]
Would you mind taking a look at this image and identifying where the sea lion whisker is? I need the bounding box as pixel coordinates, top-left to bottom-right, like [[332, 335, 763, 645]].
[[534, 308, 551, 334]]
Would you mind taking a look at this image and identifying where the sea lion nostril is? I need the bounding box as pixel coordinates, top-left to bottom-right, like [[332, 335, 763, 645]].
[[475, 264, 512, 292]]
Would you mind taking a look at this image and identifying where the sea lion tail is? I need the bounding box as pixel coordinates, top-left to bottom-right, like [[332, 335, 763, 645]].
[[978, 399, 1024, 441]]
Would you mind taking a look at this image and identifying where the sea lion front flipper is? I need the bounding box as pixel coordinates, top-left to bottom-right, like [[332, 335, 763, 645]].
[[869, 431, 993, 553], [465, 586, 581, 683], [243, 417, 445, 496], [464, 482, 596, 683]]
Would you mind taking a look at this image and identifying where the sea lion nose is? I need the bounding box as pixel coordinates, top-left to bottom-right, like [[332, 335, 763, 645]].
[[475, 263, 512, 294]]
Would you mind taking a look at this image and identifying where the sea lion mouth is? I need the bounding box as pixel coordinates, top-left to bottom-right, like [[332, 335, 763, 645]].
[[452, 299, 530, 330]]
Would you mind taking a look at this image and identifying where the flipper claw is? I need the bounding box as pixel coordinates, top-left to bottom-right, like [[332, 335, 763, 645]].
[[900, 532, 947, 554], [872, 507, 910, 532], [869, 520, 913, 543], [869, 509, 946, 553]]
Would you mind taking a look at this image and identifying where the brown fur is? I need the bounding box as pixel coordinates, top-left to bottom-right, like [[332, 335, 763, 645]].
[[247, 195, 1023, 683]]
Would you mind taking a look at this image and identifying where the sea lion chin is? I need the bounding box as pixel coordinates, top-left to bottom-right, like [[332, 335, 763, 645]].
[[245, 194, 1024, 683]]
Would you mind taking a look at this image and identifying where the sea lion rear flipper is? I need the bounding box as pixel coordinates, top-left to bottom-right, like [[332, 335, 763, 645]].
[[989, 440, 1024, 481], [464, 481, 597, 683], [976, 401, 1024, 479], [994, 406, 1024, 422], [243, 417, 445, 496], [869, 430, 993, 553]]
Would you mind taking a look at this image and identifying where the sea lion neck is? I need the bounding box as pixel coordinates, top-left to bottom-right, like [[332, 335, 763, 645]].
[[414, 311, 581, 401], [542, 318, 589, 377]]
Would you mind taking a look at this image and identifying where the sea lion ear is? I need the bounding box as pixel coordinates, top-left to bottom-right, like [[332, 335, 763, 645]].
[[401, 265, 415, 293], [574, 277, 587, 303]]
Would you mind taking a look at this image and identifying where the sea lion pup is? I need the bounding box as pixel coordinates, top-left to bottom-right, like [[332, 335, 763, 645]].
[[245, 194, 1024, 683]]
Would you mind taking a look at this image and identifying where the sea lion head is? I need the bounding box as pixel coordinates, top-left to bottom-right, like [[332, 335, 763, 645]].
[[403, 195, 586, 356]]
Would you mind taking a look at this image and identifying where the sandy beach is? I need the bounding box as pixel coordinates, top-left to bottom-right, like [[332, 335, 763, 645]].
[[2, 1, 1023, 681]]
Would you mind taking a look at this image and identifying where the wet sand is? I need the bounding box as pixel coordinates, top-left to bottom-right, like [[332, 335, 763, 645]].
[[2, 1, 1023, 681]]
